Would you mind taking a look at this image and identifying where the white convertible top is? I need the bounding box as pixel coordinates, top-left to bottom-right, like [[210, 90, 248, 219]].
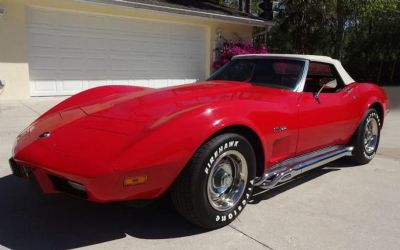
[[234, 54, 355, 85]]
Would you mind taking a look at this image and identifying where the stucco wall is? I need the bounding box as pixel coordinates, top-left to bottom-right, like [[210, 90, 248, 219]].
[[0, 0, 253, 99]]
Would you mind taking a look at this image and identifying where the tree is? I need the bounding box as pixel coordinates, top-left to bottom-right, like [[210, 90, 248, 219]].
[[268, 0, 400, 85], [269, 0, 336, 55]]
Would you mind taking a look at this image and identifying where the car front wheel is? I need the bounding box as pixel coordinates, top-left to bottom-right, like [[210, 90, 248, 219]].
[[171, 133, 256, 229]]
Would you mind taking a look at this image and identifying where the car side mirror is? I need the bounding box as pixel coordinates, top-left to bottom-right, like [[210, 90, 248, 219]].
[[320, 77, 337, 89], [314, 78, 337, 101]]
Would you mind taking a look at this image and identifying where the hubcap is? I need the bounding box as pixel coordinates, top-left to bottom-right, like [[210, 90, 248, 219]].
[[364, 117, 379, 154], [207, 150, 248, 212]]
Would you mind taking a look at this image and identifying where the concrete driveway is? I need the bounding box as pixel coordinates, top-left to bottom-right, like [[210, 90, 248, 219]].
[[0, 97, 399, 250]]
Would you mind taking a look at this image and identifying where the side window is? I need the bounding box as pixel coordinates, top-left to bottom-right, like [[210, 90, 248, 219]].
[[304, 62, 345, 93]]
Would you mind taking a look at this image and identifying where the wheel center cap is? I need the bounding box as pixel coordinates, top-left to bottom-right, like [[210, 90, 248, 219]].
[[221, 173, 233, 188]]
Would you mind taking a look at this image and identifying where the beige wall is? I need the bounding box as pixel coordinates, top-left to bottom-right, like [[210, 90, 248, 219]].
[[0, 0, 253, 99]]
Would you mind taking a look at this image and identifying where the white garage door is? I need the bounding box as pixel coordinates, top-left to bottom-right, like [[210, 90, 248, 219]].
[[27, 8, 206, 96]]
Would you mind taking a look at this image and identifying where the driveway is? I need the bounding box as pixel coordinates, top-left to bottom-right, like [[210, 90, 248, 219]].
[[0, 97, 399, 250]]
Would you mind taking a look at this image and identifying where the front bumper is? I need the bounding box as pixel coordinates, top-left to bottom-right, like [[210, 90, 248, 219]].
[[9, 158, 32, 178], [9, 158, 164, 203]]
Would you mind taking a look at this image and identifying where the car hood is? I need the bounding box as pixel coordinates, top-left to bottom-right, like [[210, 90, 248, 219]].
[[13, 81, 251, 172], [80, 81, 251, 121]]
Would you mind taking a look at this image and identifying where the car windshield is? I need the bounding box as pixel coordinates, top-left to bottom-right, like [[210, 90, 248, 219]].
[[208, 58, 305, 90]]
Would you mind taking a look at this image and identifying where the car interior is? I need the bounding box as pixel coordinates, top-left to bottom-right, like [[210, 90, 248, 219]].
[[303, 62, 345, 93]]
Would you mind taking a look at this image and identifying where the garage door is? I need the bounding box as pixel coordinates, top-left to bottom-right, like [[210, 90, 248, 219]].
[[27, 8, 206, 96]]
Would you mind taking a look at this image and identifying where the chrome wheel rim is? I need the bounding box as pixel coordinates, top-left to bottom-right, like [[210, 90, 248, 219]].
[[364, 117, 379, 154], [207, 150, 248, 212]]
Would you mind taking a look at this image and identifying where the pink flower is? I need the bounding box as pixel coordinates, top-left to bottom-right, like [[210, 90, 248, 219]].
[[212, 42, 268, 70]]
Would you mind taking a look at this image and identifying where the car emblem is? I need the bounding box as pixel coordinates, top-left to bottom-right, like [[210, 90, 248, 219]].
[[273, 126, 287, 133], [38, 131, 51, 139]]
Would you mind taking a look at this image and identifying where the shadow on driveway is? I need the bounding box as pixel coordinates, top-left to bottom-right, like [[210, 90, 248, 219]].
[[0, 174, 206, 250], [250, 158, 358, 204], [0, 158, 357, 249]]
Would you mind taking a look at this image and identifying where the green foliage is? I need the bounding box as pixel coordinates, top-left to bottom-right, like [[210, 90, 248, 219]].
[[268, 0, 400, 85]]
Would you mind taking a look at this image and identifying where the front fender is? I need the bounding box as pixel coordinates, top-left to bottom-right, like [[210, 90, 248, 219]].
[[110, 102, 263, 199]]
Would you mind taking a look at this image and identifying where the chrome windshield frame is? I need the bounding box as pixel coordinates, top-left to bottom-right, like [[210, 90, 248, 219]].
[[293, 59, 309, 93]]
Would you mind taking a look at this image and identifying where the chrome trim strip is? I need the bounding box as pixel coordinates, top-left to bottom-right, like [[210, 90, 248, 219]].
[[254, 145, 354, 190]]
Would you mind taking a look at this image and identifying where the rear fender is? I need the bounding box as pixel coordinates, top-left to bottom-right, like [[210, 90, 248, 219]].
[[357, 83, 389, 125]]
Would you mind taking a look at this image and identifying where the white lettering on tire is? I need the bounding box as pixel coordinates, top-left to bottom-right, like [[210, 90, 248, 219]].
[[204, 140, 239, 174], [207, 139, 254, 224], [214, 189, 252, 223]]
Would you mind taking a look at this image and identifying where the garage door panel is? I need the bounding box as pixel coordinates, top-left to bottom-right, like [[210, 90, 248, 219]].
[[59, 57, 85, 70], [30, 69, 58, 81], [28, 8, 206, 96], [110, 38, 132, 51], [58, 34, 85, 49], [87, 69, 107, 78], [110, 58, 130, 71], [129, 44, 149, 55], [108, 18, 133, 34], [169, 43, 186, 57], [87, 59, 108, 71], [29, 47, 58, 57], [29, 55, 58, 70], [85, 15, 110, 31], [57, 13, 84, 30], [58, 69, 85, 80], [29, 33, 58, 49], [85, 37, 110, 50], [149, 25, 171, 38]]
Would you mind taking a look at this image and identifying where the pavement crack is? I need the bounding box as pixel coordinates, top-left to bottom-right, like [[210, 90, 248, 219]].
[[229, 224, 274, 250]]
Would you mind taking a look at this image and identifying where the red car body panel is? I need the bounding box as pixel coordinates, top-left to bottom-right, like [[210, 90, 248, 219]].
[[12, 80, 389, 202]]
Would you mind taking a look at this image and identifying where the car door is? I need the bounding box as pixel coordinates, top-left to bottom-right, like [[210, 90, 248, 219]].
[[297, 62, 360, 155]]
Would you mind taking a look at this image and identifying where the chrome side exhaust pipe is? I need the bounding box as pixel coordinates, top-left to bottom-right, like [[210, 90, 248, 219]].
[[255, 146, 354, 190]]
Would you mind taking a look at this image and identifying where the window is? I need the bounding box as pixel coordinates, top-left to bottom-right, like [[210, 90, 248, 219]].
[[208, 59, 305, 90], [303, 62, 345, 93], [210, 61, 256, 82]]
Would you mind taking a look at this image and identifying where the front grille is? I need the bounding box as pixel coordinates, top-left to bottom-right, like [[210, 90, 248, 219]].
[[49, 175, 88, 199]]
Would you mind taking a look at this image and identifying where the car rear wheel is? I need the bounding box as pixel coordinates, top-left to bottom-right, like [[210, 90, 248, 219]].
[[170, 133, 256, 229], [349, 109, 381, 164]]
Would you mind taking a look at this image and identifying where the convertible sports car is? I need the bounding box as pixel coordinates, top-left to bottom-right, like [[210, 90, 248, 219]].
[[10, 54, 389, 229]]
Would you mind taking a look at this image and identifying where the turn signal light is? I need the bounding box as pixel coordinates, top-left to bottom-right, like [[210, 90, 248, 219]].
[[124, 176, 147, 186]]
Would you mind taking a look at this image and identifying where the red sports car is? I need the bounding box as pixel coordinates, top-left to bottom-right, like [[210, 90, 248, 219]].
[[10, 54, 389, 229]]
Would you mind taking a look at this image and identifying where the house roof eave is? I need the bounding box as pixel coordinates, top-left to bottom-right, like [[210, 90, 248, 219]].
[[73, 0, 272, 27]]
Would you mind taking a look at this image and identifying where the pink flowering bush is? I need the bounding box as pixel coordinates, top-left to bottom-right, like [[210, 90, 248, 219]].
[[213, 42, 268, 70]]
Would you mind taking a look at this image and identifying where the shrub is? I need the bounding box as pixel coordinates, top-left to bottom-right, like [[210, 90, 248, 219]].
[[213, 42, 268, 70]]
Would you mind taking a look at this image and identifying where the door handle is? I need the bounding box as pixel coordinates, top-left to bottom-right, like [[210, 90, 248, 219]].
[[345, 87, 353, 93], [344, 87, 357, 100]]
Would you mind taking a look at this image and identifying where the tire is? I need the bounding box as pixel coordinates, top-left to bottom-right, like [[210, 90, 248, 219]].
[[349, 109, 381, 165], [170, 133, 256, 229]]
